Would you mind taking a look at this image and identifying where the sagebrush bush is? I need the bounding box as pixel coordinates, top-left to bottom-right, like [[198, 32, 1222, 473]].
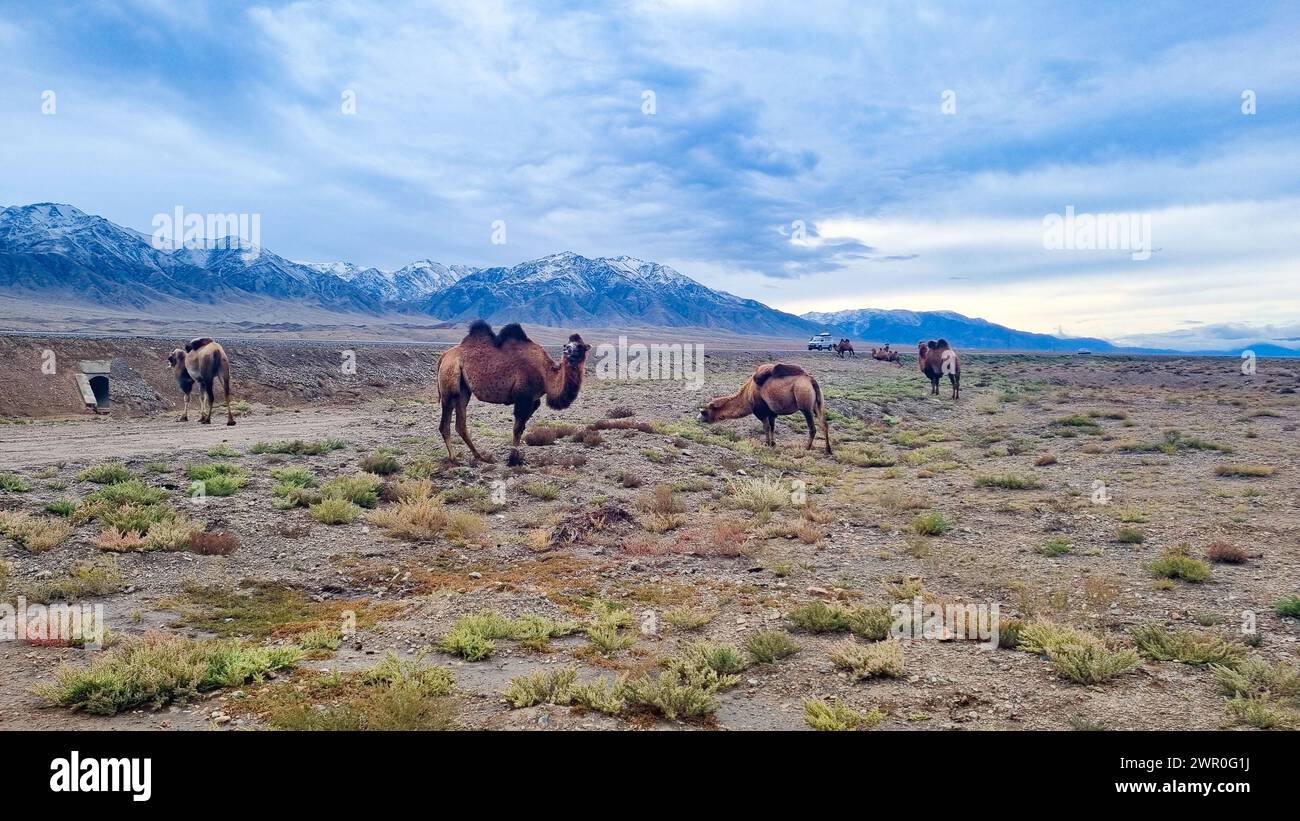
[[35, 633, 301, 715], [1131, 624, 1245, 667], [1148, 548, 1211, 583], [744, 630, 799, 664], [0, 511, 73, 552], [0, 472, 32, 492], [827, 639, 904, 680], [911, 511, 950, 536], [321, 474, 382, 508], [309, 498, 361, 525], [503, 666, 578, 708], [804, 698, 884, 731], [727, 476, 789, 513]]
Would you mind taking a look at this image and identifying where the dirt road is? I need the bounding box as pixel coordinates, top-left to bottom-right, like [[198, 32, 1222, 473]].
[[0, 407, 399, 468]]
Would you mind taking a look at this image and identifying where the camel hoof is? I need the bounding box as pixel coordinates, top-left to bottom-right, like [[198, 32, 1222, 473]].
[[227, 419, 236, 426], [178, 416, 188, 422]]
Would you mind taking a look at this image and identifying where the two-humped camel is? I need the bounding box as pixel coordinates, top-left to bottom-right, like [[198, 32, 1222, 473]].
[[918, 339, 960, 399], [168, 337, 236, 425], [437, 320, 591, 462], [699, 362, 831, 454]]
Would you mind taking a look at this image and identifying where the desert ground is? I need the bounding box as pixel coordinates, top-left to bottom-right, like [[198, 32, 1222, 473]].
[[1, 336, 1297, 731]]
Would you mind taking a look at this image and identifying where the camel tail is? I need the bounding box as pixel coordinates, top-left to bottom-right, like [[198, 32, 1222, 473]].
[[812, 377, 831, 454]]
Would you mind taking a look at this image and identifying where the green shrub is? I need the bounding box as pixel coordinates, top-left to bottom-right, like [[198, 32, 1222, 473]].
[[1274, 596, 1300, 619], [35, 633, 300, 715], [321, 474, 382, 508], [360, 452, 402, 476], [1131, 625, 1245, 667], [827, 639, 905, 680], [503, 666, 578, 708], [1148, 549, 1211, 583], [309, 498, 361, 524], [804, 698, 884, 731], [0, 473, 32, 492], [1038, 538, 1072, 556], [251, 439, 346, 455], [744, 630, 799, 664], [911, 511, 950, 536]]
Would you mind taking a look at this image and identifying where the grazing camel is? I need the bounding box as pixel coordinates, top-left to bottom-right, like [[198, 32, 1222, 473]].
[[437, 320, 591, 462], [168, 337, 235, 425], [833, 339, 856, 358], [699, 362, 831, 454], [918, 339, 960, 399]]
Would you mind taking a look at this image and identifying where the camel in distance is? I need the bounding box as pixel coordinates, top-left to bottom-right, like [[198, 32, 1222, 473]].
[[167, 337, 236, 425], [437, 320, 591, 463], [833, 339, 855, 358], [700, 362, 831, 454], [871, 345, 901, 364], [918, 339, 960, 399]]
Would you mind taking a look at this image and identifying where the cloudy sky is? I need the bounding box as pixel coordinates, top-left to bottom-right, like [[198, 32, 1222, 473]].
[[2, 0, 1298, 348]]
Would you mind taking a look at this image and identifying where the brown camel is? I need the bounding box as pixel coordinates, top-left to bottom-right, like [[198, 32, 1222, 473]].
[[918, 339, 960, 399], [871, 346, 901, 364], [699, 362, 831, 454], [833, 339, 855, 358], [437, 320, 591, 462], [167, 337, 235, 425]]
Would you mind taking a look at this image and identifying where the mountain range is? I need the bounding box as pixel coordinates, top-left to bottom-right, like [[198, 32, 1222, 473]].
[[1, 203, 1295, 355]]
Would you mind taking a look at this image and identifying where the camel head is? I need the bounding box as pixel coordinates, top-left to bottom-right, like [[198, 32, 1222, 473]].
[[167, 348, 186, 369], [918, 341, 930, 357], [699, 395, 730, 423], [561, 333, 590, 367]]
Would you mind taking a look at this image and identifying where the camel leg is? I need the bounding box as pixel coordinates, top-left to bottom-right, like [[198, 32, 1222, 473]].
[[454, 393, 490, 462], [179, 390, 190, 422], [950, 374, 960, 400], [802, 408, 815, 450], [200, 381, 214, 424], [438, 394, 458, 462], [222, 371, 236, 426], [765, 416, 776, 447], [513, 397, 541, 446]]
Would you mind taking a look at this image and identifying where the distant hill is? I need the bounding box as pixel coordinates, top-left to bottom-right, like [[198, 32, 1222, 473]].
[[417, 251, 820, 337], [2, 203, 1295, 354], [802, 307, 1125, 352]]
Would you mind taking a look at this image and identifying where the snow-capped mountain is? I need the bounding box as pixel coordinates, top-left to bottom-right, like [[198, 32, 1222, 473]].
[[0, 203, 379, 313], [418, 251, 820, 336], [301, 259, 476, 303], [801, 307, 1121, 352]]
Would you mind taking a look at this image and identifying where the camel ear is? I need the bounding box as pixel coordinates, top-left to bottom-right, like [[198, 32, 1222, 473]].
[[568, 333, 584, 344]]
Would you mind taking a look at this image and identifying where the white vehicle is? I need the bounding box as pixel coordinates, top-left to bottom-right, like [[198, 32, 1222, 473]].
[[808, 332, 835, 351]]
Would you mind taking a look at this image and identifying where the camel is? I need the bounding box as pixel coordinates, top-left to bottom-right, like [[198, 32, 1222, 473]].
[[437, 320, 591, 462], [871, 345, 901, 365], [167, 337, 235, 425], [699, 362, 831, 454], [833, 339, 855, 358], [918, 339, 960, 399]]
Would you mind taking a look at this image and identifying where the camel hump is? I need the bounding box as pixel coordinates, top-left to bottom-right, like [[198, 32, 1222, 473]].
[[497, 323, 530, 345], [185, 337, 215, 352], [934, 338, 950, 349], [464, 319, 530, 347], [465, 319, 496, 341], [753, 362, 807, 385]]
